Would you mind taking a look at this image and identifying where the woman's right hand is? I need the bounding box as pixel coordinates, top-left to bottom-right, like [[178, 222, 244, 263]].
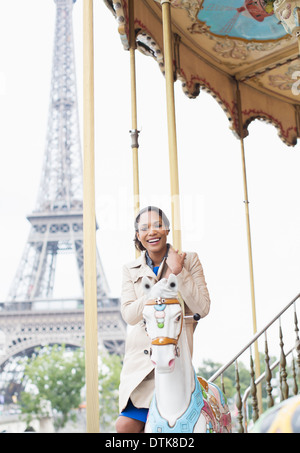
[[165, 246, 186, 276]]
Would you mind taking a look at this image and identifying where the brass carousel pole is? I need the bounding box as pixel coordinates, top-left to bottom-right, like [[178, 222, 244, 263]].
[[128, 0, 141, 258], [83, 0, 100, 433], [236, 81, 262, 414], [160, 0, 182, 251]]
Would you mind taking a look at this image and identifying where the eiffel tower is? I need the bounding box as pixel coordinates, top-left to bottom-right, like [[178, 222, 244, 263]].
[[0, 0, 126, 378]]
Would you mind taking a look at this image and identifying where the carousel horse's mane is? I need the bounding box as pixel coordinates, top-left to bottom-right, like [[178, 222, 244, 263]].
[[142, 274, 179, 299]]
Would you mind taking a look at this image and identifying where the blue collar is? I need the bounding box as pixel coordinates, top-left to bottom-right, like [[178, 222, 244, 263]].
[[148, 371, 204, 433]]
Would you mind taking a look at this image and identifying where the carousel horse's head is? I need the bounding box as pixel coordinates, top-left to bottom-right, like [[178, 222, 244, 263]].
[[142, 274, 183, 374]]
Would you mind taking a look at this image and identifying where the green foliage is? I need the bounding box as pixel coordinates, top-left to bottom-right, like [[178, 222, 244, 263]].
[[20, 344, 85, 430], [197, 358, 250, 399], [197, 352, 281, 414], [98, 351, 122, 432], [20, 345, 122, 432]]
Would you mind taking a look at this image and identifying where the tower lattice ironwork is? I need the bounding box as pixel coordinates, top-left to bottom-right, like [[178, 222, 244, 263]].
[[0, 0, 126, 369]]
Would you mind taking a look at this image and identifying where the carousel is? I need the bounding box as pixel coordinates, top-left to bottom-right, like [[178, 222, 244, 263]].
[[82, 0, 300, 432]]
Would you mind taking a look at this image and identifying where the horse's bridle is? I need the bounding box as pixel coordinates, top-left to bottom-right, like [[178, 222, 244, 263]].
[[145, 297, 183, 348]]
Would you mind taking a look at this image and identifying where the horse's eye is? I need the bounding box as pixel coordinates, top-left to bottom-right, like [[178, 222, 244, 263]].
[[176, 315, 181, 322]]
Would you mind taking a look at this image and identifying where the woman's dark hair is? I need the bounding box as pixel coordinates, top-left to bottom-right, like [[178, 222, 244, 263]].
[[134, 206, 170, 252]]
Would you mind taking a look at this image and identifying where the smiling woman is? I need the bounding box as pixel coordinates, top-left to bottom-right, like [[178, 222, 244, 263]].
[[115, 206, 211, 433], [134, 206, 170, 266]]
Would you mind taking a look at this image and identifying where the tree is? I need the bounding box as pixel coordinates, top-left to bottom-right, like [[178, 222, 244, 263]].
[[20, 345, 123, 432], [20, 344, 85, 430], [197, 353, 281, 413], [197, 358, 253, 400], [98, 351, 123, 432]]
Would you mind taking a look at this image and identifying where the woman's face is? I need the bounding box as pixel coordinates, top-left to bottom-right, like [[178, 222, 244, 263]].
[[136, 210, 169, 254]]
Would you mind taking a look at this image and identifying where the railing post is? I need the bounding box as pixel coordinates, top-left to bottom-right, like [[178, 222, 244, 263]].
[[250, 352, 259, 423], [279, 321, 289, 400], [292, 357, 298, 396], [235, 361, 244, 433], [264, 331, 274, 408], [294, 304, 300, 384], [220, 373, 226, 396]]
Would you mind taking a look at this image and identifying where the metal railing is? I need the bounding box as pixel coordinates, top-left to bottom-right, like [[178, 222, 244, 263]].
[[241, 346, 294, 432], [209, 293, 300, 432]]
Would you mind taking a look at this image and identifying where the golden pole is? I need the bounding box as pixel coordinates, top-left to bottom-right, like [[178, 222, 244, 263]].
[[161, 0, 182, 251], [128, 0, 140, 258], [83, 0, 100, 433], [236, 82, 262, 414]]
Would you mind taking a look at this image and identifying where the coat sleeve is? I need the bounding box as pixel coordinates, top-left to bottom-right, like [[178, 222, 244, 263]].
[[176, 252, 210, 318], [120, 265, 148, 326]]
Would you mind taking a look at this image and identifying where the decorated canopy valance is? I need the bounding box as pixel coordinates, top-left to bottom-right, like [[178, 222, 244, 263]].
[[107, 0, 300, 146]]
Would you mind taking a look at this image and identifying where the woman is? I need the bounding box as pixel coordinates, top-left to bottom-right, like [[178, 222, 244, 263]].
[[115, 206, 211, 433]]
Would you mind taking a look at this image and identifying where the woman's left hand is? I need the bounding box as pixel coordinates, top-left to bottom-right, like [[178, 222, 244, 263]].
[[166, 246, 186, 276]]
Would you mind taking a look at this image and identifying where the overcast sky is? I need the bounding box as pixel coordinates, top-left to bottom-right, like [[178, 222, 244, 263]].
[[0, 0, 299, 368]]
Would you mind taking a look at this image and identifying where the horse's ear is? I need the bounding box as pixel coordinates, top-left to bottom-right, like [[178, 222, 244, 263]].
[[142, 276, 154, 294], [167, 274, 178, 292]]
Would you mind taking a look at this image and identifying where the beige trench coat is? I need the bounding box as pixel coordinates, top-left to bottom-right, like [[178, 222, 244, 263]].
[[118, 250, 211, 413]]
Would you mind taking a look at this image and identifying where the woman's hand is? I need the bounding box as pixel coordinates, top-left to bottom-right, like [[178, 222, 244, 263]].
[[165, 246, 186, 276]]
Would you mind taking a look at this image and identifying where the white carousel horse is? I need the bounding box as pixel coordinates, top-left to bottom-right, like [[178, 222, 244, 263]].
[[142, 274, 231, 433]]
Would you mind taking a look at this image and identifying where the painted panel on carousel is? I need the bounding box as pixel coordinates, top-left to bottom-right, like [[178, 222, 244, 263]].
[[197, 0, 287, 40]]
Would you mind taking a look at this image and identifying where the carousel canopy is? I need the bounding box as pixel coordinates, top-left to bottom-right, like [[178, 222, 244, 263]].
[[106, 0, 300, 146]]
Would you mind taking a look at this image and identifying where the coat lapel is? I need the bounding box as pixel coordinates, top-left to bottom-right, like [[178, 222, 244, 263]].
[[128, 252, 157, 282], [128, 251, 168, 282]]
